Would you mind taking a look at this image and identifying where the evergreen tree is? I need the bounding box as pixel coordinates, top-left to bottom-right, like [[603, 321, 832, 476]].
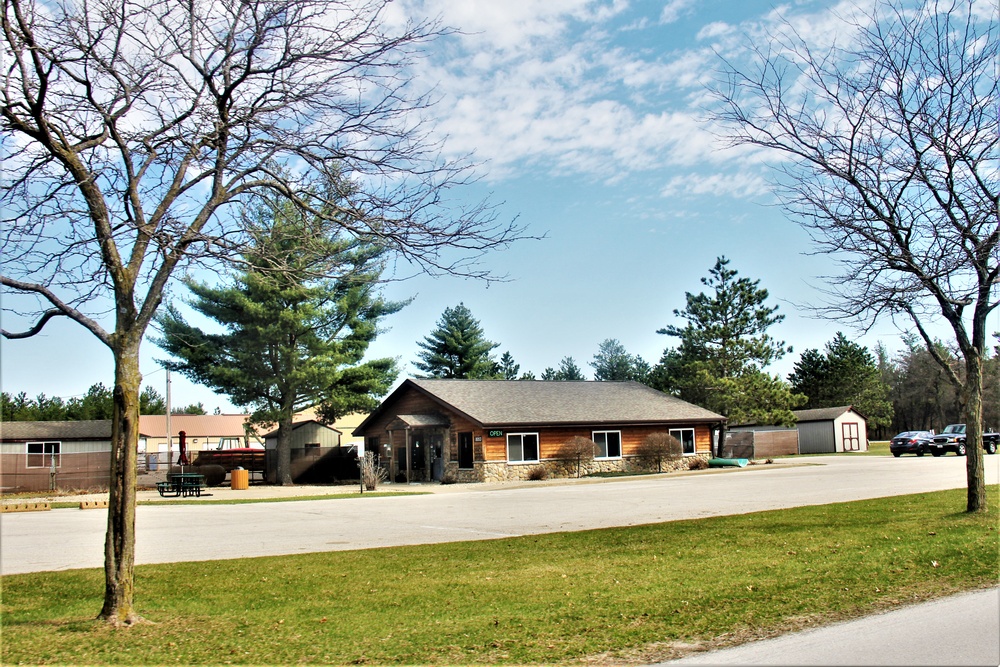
[[591, 339, 650, 382], [541, 356, 587, 381], [1, 383, 165, 420], [786, 349, 829, 406], [497, 351, 520, 380], [156, 191, 405, 485], [414, 304, 499, 379], [652, 257, 803, 451], [172, 403, 208, 416], [139, 387, 167, 415], [65, 383, 115, 420], [789, 332, 893, 430]]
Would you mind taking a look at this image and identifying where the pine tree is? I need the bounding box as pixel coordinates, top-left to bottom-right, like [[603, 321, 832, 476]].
[[790, 332, 893, 429], [652, 257, 804, 451], [497, 351, 520, 380], [591, 339, 650, 382], [156, 193, 405, 485], [414, 304, 499, 379], [541, 356, 587, 381]]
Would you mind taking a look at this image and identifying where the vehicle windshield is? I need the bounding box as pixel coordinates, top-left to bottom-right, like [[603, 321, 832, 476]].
[[941, 424, 966, 434]]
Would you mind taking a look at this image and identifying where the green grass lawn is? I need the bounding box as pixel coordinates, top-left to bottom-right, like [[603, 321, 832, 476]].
[[2, 487, 997, 665], [866, 440, 890, 456]]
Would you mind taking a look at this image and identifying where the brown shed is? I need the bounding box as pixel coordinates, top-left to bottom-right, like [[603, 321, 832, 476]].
[[354, 379, 725, 483], [0, 420, 113, 492]]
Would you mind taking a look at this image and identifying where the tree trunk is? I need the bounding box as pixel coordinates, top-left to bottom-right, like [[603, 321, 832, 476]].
[[716, 422, 728, 458], [963, 353, 987, 513], [98, 336, 142, 625], [275, 415, 294, 485]]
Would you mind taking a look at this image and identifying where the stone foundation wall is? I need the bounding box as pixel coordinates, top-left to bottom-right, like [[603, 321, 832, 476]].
[[442, 462, 480, 484], [467, 454, 710, 483]]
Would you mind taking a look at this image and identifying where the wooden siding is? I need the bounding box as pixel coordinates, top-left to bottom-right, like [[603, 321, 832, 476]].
[[480, 424, 711, 461], [355, 382, 717, 480], [356, 391, 450, 438], [264, 423, 341, 449]]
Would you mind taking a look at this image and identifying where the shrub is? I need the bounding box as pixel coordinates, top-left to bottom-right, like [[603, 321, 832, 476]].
[[558, 436, 596, 478], [359, 452, 387, 491], [687, 457, 709, 471], [527, 465, 549, 481], [636, 432, 683, 472]]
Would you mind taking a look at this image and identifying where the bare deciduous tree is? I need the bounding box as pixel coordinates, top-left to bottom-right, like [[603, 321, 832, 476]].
[[714, 0, 998, 512], [1, 0, 526, 625]]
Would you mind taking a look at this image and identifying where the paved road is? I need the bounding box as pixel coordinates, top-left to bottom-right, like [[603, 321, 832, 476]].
[[3, 455, 998, 667], [663, 586, 1000, 666], [3, 454, 997, 574]]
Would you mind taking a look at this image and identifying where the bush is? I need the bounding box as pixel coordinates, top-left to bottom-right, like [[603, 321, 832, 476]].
[[636, 432, 683, 472], [558, 436, 596, 478], [527, 465, 549, 481], [687, 457, 709, 471], [359, 452, 387, 491]]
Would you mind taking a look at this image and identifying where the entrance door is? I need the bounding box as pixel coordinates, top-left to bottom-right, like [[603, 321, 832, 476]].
[[458, 432, 473, 469], [842, 422, 861, 451]]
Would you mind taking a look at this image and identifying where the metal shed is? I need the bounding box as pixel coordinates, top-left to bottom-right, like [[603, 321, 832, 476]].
[[795, 406, 868, 454]]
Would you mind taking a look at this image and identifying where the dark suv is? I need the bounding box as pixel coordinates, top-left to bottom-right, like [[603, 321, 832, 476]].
[[889, 431, 933, 457]]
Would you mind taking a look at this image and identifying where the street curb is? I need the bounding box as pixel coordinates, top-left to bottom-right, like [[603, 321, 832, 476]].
[[0, 501, 52, 513], [79, 499, 109, 510]]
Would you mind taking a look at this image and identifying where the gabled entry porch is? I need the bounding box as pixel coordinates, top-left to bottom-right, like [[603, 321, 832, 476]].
[[385, 414, 450, 483]]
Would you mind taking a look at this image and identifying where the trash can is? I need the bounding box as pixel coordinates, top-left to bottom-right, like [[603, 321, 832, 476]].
[[230, 467, 249, 490]]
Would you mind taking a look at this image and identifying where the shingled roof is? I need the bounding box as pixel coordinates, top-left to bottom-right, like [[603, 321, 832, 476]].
[[0, 420, 112, 441], [357, 379, 724, 433], [731, 405, 866, 427], [793, 406, 865, 422]]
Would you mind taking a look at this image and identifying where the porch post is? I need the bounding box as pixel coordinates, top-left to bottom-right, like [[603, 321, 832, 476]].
[[406, 428, 412, 483], [387, 430, 395, 482]]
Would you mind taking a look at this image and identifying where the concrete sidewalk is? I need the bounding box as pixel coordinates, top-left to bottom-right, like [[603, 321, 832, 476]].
[[662, 587, 1000, 665]]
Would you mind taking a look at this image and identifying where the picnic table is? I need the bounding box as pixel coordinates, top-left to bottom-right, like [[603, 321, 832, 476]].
[[156, 473, 206, 497]]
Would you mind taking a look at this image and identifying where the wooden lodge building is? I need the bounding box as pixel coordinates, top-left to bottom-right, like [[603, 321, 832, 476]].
[[354, 379, 726, 483]]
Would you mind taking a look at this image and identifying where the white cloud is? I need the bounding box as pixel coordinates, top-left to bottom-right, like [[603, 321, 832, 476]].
[[660, 171, 770, 199], [696, 21, 733, 40], [660, 0, 697, 24], [413, 0, 628, 53], [396, 0, 894, 189]]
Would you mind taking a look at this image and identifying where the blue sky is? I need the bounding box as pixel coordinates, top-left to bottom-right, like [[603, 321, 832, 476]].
[[4, 0, 993, 413]]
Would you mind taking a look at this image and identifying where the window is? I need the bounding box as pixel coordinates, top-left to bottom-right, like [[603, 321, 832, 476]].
[[507, 433, 539, 463], [26, 441, 60, 468], [593, 430, 622, 459], [669, 428, 696, 455]]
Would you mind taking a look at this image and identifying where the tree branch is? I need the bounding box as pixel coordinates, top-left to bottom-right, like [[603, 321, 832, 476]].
[[0, 275, 111, 346]]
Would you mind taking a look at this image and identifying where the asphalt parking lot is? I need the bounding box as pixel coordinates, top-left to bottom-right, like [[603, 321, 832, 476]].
[[3, 454, 997, 575]]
